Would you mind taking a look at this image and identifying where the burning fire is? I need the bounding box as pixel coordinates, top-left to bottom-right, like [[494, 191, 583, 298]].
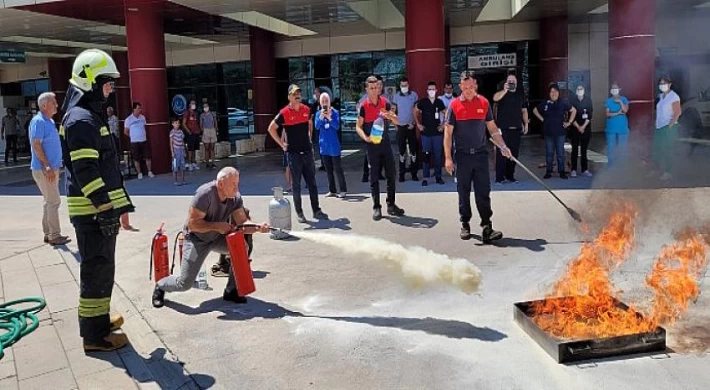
[[532, 204, 708, 340]]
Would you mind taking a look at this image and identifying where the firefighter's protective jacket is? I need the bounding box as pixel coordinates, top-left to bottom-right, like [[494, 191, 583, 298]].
[[60, 95, 134, 224]]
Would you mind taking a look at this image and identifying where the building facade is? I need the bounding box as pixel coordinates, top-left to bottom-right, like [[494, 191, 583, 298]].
[[0, 0, 707, 172]]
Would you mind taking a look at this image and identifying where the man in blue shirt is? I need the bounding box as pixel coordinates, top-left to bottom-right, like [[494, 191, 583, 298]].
[[30, 92, 70, 246]]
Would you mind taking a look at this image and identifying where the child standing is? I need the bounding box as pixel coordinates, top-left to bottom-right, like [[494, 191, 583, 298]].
[[169, 118, 187, 185]]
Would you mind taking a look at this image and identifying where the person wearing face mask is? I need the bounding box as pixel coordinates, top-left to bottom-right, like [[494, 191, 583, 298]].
[[183, 99, 201, 171], [392, 77, 420, 182], [604, 82, 630, 168], [439, 81, 456, 110], [533, 83, 576, 179], [200, 103, 218, 170], [152, 167, 271, 308], [493, 73, 529, 184], [315, 92, 347, 197], [60, 49, 135, 351], [358, 76, 387, 183], [310, 87, 325, 171], [652, 76, 682, 181], [570, 84, 594, 177], [414, 81, 447, 186]]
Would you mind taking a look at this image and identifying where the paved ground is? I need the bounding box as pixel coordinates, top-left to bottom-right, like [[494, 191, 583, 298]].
[[1, 137, 709, 390]]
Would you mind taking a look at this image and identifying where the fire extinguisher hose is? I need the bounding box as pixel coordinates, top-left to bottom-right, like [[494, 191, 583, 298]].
[[171, 232, 183, 275], [149, 232, 158, 281], [0, 297, 47, 360]]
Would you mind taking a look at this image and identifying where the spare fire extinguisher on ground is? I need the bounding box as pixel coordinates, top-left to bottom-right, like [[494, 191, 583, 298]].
[[149, 224, 170, 281]]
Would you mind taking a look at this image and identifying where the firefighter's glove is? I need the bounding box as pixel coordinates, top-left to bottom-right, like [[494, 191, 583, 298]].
[[97, 212, 121, 237]]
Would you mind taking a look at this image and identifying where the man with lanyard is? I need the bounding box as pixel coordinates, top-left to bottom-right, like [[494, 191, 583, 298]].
[[183, 99, 201, 171], [268, 84, 328, 223], [444, 71, 512, 243], [356, 75, 405, 221], [492, 72, 529, 184], [392, 78, 419, 182], [414, 81, 447, 186]]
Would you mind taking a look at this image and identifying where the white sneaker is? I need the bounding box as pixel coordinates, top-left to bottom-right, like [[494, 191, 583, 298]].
[[337, 192, 346, 198], [137, 173, 143, 180], [148, 171, 155, 178], [194, 164, 200, 171], [660, 172, 672, 181], [570, 170, 577, 178], [325, 192, 336, 198], [583, 171, 593, 177]]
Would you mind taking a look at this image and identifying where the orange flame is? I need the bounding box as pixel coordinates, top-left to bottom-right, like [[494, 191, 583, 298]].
[[532, 204, 708, 340]]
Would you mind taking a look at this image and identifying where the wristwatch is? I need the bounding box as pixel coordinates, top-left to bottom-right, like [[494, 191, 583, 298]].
[[44, 166, 52, 172]]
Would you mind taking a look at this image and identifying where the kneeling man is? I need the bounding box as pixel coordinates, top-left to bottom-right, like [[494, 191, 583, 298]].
[[152, 167, 269, 307]]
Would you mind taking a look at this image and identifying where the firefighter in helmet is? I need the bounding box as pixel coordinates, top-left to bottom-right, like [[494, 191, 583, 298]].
[[60, 49, 135, 352]]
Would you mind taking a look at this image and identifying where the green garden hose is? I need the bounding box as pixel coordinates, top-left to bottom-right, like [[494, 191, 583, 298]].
[[0, 297, 47, 360]]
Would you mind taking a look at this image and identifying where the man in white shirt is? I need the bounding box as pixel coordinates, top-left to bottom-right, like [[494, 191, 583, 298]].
[[124, 102, 154, 179]]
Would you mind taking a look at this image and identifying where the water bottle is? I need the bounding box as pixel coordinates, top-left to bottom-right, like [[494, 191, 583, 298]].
[[371, 115, 384, 145], [196, 262, 208, 290]]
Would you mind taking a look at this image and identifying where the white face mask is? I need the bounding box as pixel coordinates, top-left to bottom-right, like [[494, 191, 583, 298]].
[[445, 93, 453, 98], [401, 87, 409, 94], [203, 107, 209, 112], [576, 90, 585, 98], [659, 84, 670, 93], [190, 104, 196, 110], [610, 88, 620, 96], [428, 90, 436, 98]]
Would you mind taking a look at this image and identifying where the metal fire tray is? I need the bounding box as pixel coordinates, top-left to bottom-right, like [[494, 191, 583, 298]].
[[514, 297, 666, 364]]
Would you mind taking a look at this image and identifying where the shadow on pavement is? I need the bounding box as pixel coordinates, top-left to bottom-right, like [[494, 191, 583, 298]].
[[340, 194, 368, 202], [384, 214, 438, 229], [252, 270, 270, 279], [87, 346, 215, 389], [469, 234, 549, 252], [317, 315, 508, 341], [165, 297, 507, 341], [303, 217, 352, 231]]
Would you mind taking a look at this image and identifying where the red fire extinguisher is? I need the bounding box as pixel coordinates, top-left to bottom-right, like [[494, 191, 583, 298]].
[[226, 230, 256, 296], [171, 231, 185, 275], [149, 223, 170, 281]]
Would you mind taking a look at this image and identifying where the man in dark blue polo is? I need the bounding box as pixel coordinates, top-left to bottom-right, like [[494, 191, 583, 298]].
[[444, 71, 512, 242]]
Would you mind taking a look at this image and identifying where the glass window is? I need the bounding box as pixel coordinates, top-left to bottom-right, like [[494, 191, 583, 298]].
[[289, 57, 313, 80], [222, 62, 250, 84]]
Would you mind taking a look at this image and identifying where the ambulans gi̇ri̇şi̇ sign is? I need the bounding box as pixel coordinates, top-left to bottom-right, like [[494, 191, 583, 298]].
[[468, 53, 517, 69]]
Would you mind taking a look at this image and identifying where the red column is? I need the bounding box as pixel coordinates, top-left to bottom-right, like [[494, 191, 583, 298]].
[[406, 0, 446, 97], [124, 0, 170, 174], [540, 17, 569, 98], [113, 51, 132, 155], [250, 27, 277, 149], [444, 24, 451, 81], [48, 58, 72, 121], [609, 0, 656, 138]]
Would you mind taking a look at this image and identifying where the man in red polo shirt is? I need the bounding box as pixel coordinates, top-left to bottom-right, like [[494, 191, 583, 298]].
[[356, 75, 405, 221], [444, 71, 512, 243], [268, 84, 328, 223], [183, 99, 201, 171]]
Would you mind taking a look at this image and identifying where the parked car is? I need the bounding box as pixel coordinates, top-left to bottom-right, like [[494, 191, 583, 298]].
[[228, 108, 250, 128]]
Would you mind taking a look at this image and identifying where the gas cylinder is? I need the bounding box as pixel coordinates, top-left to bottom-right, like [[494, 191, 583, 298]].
[[226, 231, 256, 296], [268, 186, 291, 240]]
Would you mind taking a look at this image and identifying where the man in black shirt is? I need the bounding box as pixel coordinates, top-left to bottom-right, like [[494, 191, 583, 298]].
[[569, 84, 594, 177], [492, 73, 529, 184], [414, 81, 447, 186], [268, 84, 328, 223], [356, 75, 405, 221]]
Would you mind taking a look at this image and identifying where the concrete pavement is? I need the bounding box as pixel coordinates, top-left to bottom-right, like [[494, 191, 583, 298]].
[[1, 138, 709, 390]]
